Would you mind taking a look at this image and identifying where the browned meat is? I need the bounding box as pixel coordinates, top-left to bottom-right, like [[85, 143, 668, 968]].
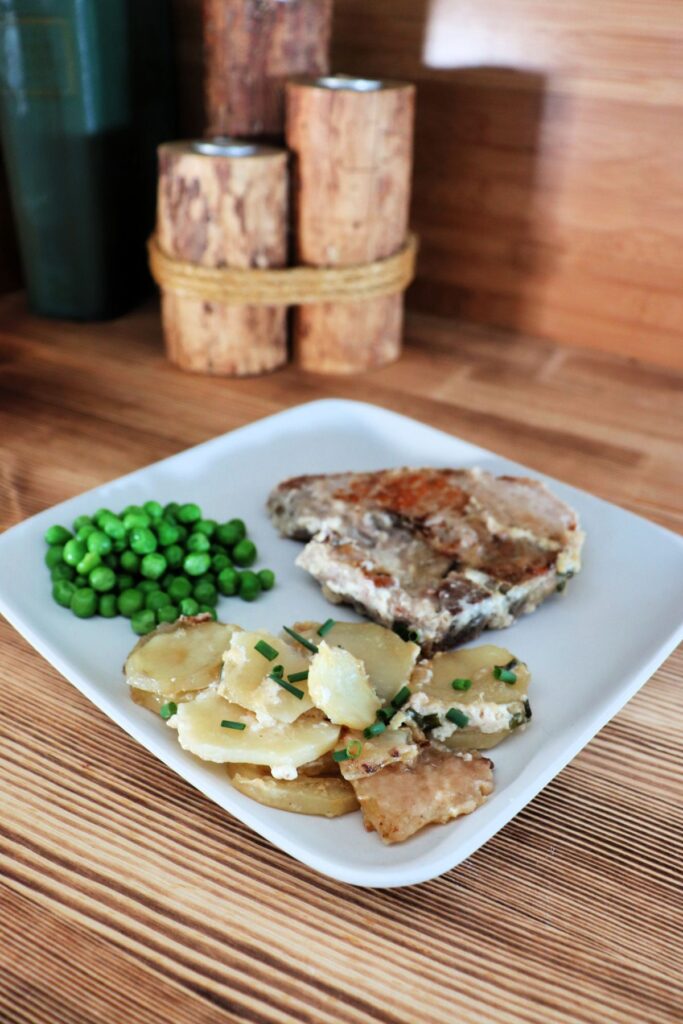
[[347, 746, 494, 844], [267, 467, 584, 654]]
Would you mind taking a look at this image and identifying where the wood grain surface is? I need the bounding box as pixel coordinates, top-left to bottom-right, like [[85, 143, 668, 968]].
[[0, 293, 681, 1023], [332, 0, 683, 370]]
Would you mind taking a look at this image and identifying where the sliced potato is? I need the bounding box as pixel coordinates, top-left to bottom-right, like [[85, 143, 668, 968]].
[[338, 727, 419, 781], [294, 620, 419, 701], [307, 641, 381, 729], [226, 764, 358, 817], [125, 618, 239, 700], [407, 644, 531, 752], [175, 689, 340, 769], [219, 630, 312, 724]]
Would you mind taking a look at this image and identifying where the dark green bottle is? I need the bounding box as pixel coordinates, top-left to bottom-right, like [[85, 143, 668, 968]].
[[0, 0, 176, 319]]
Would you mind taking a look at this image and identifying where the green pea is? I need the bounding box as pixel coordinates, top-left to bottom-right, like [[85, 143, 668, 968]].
[[123, 511, 151, 530], [210, 543, 227, 556], [145, 590, 170, 612], [98, 593, 118, 618], [137, 580, 160, 594], [112, 537, 128, 553], [258, 569, 276, 591], [76, 524, 97, 542], [76, 552, 101, 576], [156, 605, 179, 624], [197, 605, 218, 620], [45, 524, 72, 546], [94, 508, 113, 525], [168, 576, 192, 602], [217, 566, 239, 596], [194, 519, 217, 538], [239, 571, 262, 602], [87, 530, 113, 556], [70, 587, 97, 618], [89, 566, 117, 593], [193, 580, 217, 607], [130, 527, 157, 555], [131, 608, 157, 636], [186, 532, 210, 553], [215, 519, 246, 547], [175, 524, 189, 544], [178, 597, 200, 617], [52, 579, 76, 607], [163, 544, 184, 568], [144, 500, 163, 520], [72, 514, 93, 532], [183, 551, 211, 577], [101, 515, 127, 541], [178, 502, 201, 524], [118, 588, 145, 617], [50, 563, 75, 582], [122, 504, 144, 517], [211, 553, 231, 573], [117, 574, 135, 592], [156, 520, 180, 546], [62, 539, 87, 567], [45, 545, 66, 569], [164, 502, 181, 518], [74, 576, 91, 589], [140, 552, 167, 580], [102, 553, 118, 569], [119, 550, 140, 573], [197, 571, 216, 586], [232, 539, 257, 567]]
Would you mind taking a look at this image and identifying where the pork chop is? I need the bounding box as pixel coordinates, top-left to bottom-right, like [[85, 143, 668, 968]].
[[267, 468, 584, 654]]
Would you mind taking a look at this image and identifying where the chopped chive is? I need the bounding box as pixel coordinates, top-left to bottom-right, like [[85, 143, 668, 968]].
[[377, 705, 396, 724], [451, 678, 472, 691], [510, 711, 525, 729], [287, 670, 309, 683], [391, 685, 411, 709], [503, 658, 518, 670], [446, 707, 469, 728], [333, 748, 351, 762], [160, 701, 177, 720], [408, 630, 420, 643], [364, 721, 386, 738], [270, 674, 304, 699], [317, 618, 336, 637], [254, 639, 279, 661], [347, 738, 363, 759], [523, 698, 532, 720], [221, 719, 246, 730], [283, 625, 318, 654], [493, 665, 517, 684], [419, 713, 441, 731], [271, 664, 284, 676]]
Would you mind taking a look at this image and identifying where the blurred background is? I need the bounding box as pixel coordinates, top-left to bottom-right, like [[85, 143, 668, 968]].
[[1, 0, 681, 369]]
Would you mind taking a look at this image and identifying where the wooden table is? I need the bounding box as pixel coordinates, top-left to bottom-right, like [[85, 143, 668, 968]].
[[1, 292, 681, 1024]]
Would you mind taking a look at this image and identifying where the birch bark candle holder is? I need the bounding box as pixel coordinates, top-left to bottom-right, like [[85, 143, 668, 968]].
[[286, 75, 416, 374], [152, 138, 288, 376], [203, 0, 333, 138]]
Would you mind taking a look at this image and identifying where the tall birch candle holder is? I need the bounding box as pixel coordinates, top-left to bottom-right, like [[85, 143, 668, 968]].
[[152, 138, 288, 377], [286, 75, 416, 374]]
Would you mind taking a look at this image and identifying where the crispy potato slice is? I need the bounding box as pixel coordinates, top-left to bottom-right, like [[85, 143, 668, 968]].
[[219, 630, 313, 724], [350, 747, 494, 844], [226, 764, 358, 817], [337, 727, 419, 781], [407, 645, 531, 751], [294, 620, 419, 701], [307, 641, 381, 729], [125, 617, 239, 701], [175, 689, 340, 769]]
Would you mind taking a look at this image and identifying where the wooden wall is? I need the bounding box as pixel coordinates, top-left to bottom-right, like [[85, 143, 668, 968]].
[[0, 153, 22, 295], [331, 0, 683, 369]]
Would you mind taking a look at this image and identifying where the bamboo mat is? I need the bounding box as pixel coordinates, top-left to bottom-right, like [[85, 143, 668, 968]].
[[0, 293, 681, 1024]]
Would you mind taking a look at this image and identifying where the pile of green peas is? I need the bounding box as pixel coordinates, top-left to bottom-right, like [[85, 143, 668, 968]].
[[44, 500, 275, 635]]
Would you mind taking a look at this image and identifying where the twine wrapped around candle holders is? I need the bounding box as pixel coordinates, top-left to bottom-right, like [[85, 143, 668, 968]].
[[148, 232, 417, 308]]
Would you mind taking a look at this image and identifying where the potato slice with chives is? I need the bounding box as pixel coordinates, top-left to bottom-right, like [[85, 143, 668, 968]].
[[293, 620, 419, 701], [337, 727, 418, 781], [226, 764, 358, 817], [175, 690, 340, 769], [307, 641, 381, 729], [125, 618, 239, 701], [219, 630, 313, 724]]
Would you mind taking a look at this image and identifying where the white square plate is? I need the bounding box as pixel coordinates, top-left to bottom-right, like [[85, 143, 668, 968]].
[[1, 399, 682, 888]]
